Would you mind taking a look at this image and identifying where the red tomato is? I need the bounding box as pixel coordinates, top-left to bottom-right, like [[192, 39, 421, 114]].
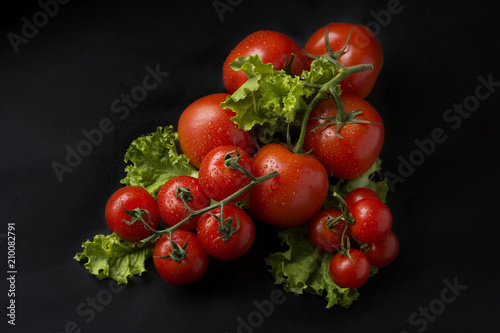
[[104, 186, 160, 242], [308, 209, 348, 253], [365, 231, 399, 267], [156, 176, 210, 231], [329, 248, 371, 289], [304, 23, 384, 98], [198, 145, 254, 202], [349, 198, 392, 244], [196, 204, 255, 261], [178, 93, 257, 169], [153, 230, 209, 286], [345, 187, 381, 210], [246, 143, 329, 228], [223, 30, 310, 94], [303, 94, 384, 180]]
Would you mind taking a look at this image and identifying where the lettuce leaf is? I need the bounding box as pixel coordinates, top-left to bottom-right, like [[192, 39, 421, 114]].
[[74, 233, 155, 284], [265, 226, 360, 309], [221, 54, 316, 132], [120, 126, 198, 198]]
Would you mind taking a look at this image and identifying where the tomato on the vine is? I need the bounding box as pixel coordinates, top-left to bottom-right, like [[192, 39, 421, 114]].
[[365, 231, 399, 267], [153, 230, 209, 286], [308, 209, 348, 253], [329, 248, 371, 289], [304, 94, 384, 180], [198, 145, 254, 202], [246, 143, 329, 228], [304, 23, 383, 98], [345, 187, 381, 210], [178, 93, 257, 169], [196, 204, 255, 261], [349, 198, 392, 244], [104, 186, 160, 242], [223, 30, 310, 94], [156, 176, 210, 231]]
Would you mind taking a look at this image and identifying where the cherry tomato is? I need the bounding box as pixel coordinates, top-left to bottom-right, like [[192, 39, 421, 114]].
[[304, 94, 384, 180], [246, 143, 329, 228], [196, 204, 255, 261], [198, 145, 254, 202], [104, 186, 160, 242], [153, 230, 209, 286], [329, 248, 371, 289], [223, 30, 310, 94], [349, 198, 392, 244], [304, 23, 384, 98], [345, 187, 381, 210], [178, 93, 257, 169], [156, 176, 210, 231], [365, 231, 399, 267], [308, 209, 348, 253]]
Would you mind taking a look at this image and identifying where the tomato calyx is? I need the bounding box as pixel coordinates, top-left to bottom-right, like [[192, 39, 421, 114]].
[[119, 201, 157, 233], [153, 232, 189, 262], [210, 204, 241, 242]]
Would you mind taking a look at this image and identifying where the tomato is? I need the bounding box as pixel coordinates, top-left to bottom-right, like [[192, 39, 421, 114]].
[[178, 93, 257, 169], [349, 198, 392, 244], [223, 30, 310, 94], [246, 143, 329, 228], [304, 23, 384, 98], [308, 209, 348, 253], [196, 204, 255, 260], [345, 187, 381, 210], [329, 248, 371, 289], [104, 186, 160, 242], [303, 94, 384, 180], [198, 145, 254, 202], [153, 230, 209, 286], [156, 176, 210, 231], [365, 231, 399, 267]]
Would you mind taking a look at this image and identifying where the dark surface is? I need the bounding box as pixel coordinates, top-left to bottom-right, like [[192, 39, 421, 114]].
[[1, 1, 499, 332]]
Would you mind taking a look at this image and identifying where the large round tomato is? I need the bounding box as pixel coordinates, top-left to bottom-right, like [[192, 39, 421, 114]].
[[246, 143, 329, 228], [104, 186, 160, 242], [196, 204, 255, 261], [153, 230, 209, 286], [304, 23, 384, 98], [156, 176, 210, 231], [198, 145, 255, 202], [223, 30, 310, 94], [178, 93, 257, 169], [303, 94, 384, 180]]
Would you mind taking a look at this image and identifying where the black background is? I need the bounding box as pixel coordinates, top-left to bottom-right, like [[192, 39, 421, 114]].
[[1, 0, 499, 332]]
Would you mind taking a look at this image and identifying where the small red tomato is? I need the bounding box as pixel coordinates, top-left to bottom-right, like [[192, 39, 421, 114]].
[[308, 209, 348, 253], [345, 187, 381, 210], [156, 176, 210, 231], [104, 186, 160, 242], [196, 204, 255, 261], [153, 230, 209, 286], [365, 231, 399, 267], [349, 198, 392, 244], [198, 145, 254, 202], [178, 93, 257, 169], [223, 30, 310, 94], [329, 248, 371, 289]]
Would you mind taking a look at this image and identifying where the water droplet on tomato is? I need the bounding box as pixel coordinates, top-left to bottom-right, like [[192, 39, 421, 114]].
[[271, 179, 279, 190], [208, 121, 213, 128]]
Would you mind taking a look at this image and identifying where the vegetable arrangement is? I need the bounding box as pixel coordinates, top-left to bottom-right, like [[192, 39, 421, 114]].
[[74, 22, 398, 309]]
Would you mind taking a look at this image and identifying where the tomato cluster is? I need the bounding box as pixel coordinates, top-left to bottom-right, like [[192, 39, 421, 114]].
[[103, 22, 397, 290], [309, 188, 399, 289]]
